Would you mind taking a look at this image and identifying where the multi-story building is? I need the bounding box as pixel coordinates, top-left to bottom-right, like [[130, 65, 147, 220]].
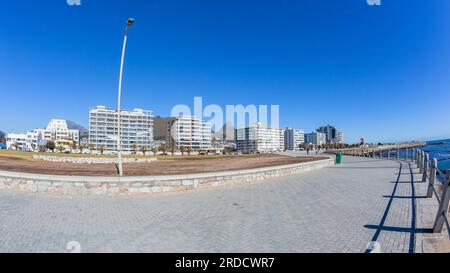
[[7, 119, 81, 151], [45, 119, 80, 144], [284, 128, 305, 151], [153, 117, 176, 147], [89, 105, 154, 151], [336, 131, 344, 144], [236, 123, 284, 153], [167, 116, 212, 150], [6, 133, 28, 151], [317, 124, 344, 144], [305, 132, 327, 146]]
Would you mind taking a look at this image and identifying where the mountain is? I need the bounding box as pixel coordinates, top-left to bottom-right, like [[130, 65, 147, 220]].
[[213, 122, 236, 141], [66, 121, 88, 135]]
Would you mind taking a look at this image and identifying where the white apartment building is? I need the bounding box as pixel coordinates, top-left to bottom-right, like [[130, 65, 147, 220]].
[[7, 119, 80, 151], [6, 133, 28, 151], [236, 123, 284, 153], [284, 128, 305, 151], [167, 116, 212, 150], [305, 132, 327, 146], [89, 106, 154, 151], [46, 119, 80, 143], [336, 131, 344, 144]]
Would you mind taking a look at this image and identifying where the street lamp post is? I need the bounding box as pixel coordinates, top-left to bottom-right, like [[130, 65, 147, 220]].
[[117, 18, 135, 177]]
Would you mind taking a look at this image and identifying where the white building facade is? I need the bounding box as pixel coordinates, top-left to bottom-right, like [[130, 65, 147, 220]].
[[6, 119, 80, 151], [167, 116, 212, 150], [284, 128, 305, 151], [336, 131, 344, 144], [89, 106, 154, 151], [305, 132, 327, 146], [6, 133, 28, 151], [236, 123, 284, 153]]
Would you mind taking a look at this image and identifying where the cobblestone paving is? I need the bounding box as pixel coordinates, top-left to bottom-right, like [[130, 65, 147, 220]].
[[0, 156, 438, 253]]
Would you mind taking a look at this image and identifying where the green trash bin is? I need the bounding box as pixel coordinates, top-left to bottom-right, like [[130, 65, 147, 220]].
[[336, 152, 342, 164]]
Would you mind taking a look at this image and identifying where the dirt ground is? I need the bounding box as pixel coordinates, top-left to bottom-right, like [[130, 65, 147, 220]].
[[0, 154, 324, 177]]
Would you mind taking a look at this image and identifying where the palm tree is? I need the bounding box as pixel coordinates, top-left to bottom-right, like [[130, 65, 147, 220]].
[[158, 144, 167, 155], [88, 144, 94, 154], [56, 146, 65, 153], [131, 144, 137, 154], [79, 144, 84, 154], [140, 146, 148, 156], [151, 147, 158, 156], [70, 141, 77, 154], [186, 146, 193, 156], [180, 146, 186, 156], [98, 146, 105, 155], [170, 147, 175, 156]]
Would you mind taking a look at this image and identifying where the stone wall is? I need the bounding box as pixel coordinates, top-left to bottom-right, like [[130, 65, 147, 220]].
[[0, 158, 334, 196], [32, 155, 158, 164]]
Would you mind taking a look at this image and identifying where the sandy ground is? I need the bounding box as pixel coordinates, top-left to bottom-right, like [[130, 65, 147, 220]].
[[0, 154, 323, 177]]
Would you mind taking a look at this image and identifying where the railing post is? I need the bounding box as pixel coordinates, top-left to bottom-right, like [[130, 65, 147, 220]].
[[405, 148, 408, 161], [387, 149, 390, 160], [427, 158, 437, 198], [422, 154, 429, 182], [419, 151, 424, 173], [420, 150, 423, 168], [412, 148, 416, 162], [396, 149, 399, 160], [433, 172, 450, 233]]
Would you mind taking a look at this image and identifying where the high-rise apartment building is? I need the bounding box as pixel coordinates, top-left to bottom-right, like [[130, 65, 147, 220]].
[[89, 105, 154, 151], [336, 131, 344, 144], [284, 128, 305, 151], [305, 132, 327, 146], [236, 123, 284, 153], [167, 116, 212, 150], [317, 124, 344, 144]]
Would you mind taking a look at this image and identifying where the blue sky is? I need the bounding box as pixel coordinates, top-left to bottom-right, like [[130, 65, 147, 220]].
[[1, 0, 449, 143]]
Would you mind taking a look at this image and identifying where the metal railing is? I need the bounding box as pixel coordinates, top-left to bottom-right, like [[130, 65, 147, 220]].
[[415, 150, 450, 234], [334, 146, 450, 235]]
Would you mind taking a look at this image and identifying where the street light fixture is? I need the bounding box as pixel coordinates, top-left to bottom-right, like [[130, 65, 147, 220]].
[[117, 18, 135, 177]]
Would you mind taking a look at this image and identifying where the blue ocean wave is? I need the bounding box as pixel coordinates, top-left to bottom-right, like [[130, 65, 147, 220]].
[[421, 142, 450, 170]]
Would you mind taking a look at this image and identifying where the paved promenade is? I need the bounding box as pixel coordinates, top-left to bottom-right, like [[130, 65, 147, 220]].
[[0, 156, 447, 253]]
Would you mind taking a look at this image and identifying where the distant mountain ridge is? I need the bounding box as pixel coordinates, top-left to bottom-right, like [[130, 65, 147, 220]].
[[66, 121, 88, 135]]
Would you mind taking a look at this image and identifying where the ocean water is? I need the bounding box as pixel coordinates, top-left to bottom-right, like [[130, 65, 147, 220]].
[[422, 139, 450, 171]]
